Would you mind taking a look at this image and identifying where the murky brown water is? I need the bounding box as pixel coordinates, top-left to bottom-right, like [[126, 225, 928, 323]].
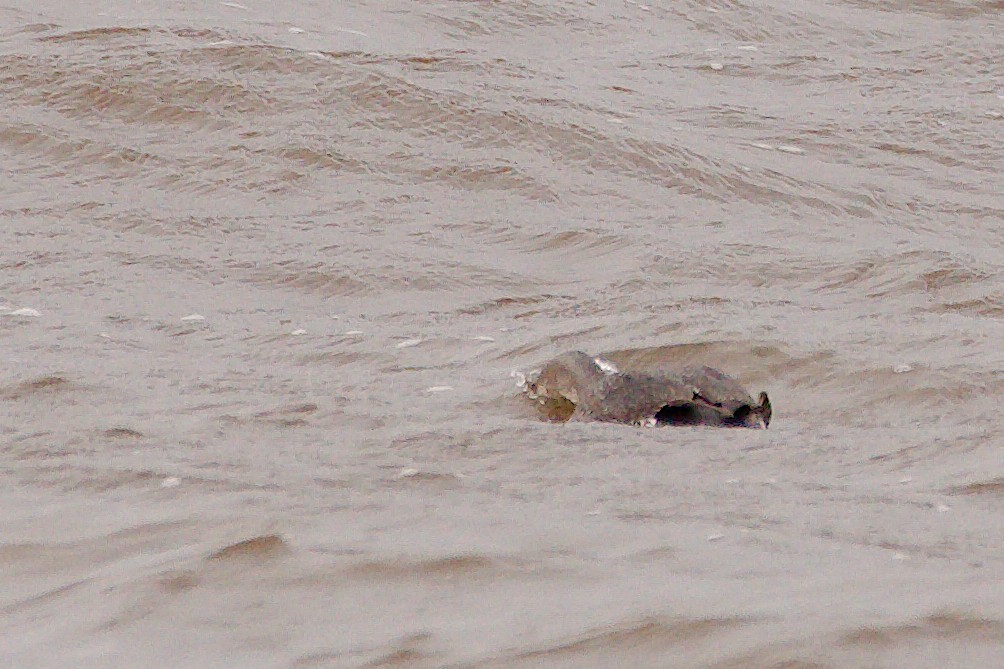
[[2, 0, 1003, 666]]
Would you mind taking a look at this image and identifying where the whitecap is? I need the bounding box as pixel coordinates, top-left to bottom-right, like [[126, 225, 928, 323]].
[[593, 357, 619, 375]]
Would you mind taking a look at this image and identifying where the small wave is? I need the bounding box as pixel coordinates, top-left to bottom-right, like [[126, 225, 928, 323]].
[[220, 402, 318, 429], [101, 427, 144, 439], [346, 554, 527, 581], [457, 294, 571, 316], [839, 612, 1004, 646], [0, 375, 69, 400], [841, 0, 1004, 19], [207, 534, 288, 561], [492, 616, 751, 666], [946, 478, 1004, 497], [417, 163, 558, 202]]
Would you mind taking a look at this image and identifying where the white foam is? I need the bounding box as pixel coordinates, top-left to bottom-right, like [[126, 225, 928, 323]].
[[396, 338, 423, 349], [333, 27, 369, 37], [180, 314, 205, 322], [777, 145, 805, 154], [426, 386, 453, 393], [593, 357, 619, 375]]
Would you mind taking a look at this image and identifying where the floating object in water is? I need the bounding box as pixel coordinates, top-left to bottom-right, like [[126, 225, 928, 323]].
[[8, 307, 40, 317], [180, 314, 205, 322], [521, 350, 771, 428]]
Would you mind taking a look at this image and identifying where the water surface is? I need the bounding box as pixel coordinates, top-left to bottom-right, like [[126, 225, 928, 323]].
[[2, 0, 1003, 666]]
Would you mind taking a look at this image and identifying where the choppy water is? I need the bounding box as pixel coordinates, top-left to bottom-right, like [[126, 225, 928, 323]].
[[2, 0, 1003, 667]]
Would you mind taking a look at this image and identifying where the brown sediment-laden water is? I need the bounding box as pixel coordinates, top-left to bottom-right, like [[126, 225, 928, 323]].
[[2, 1, 1003, 667]]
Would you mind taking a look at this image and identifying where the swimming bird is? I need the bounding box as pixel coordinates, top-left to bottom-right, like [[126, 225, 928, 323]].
[[524, 350, 771, 428]]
